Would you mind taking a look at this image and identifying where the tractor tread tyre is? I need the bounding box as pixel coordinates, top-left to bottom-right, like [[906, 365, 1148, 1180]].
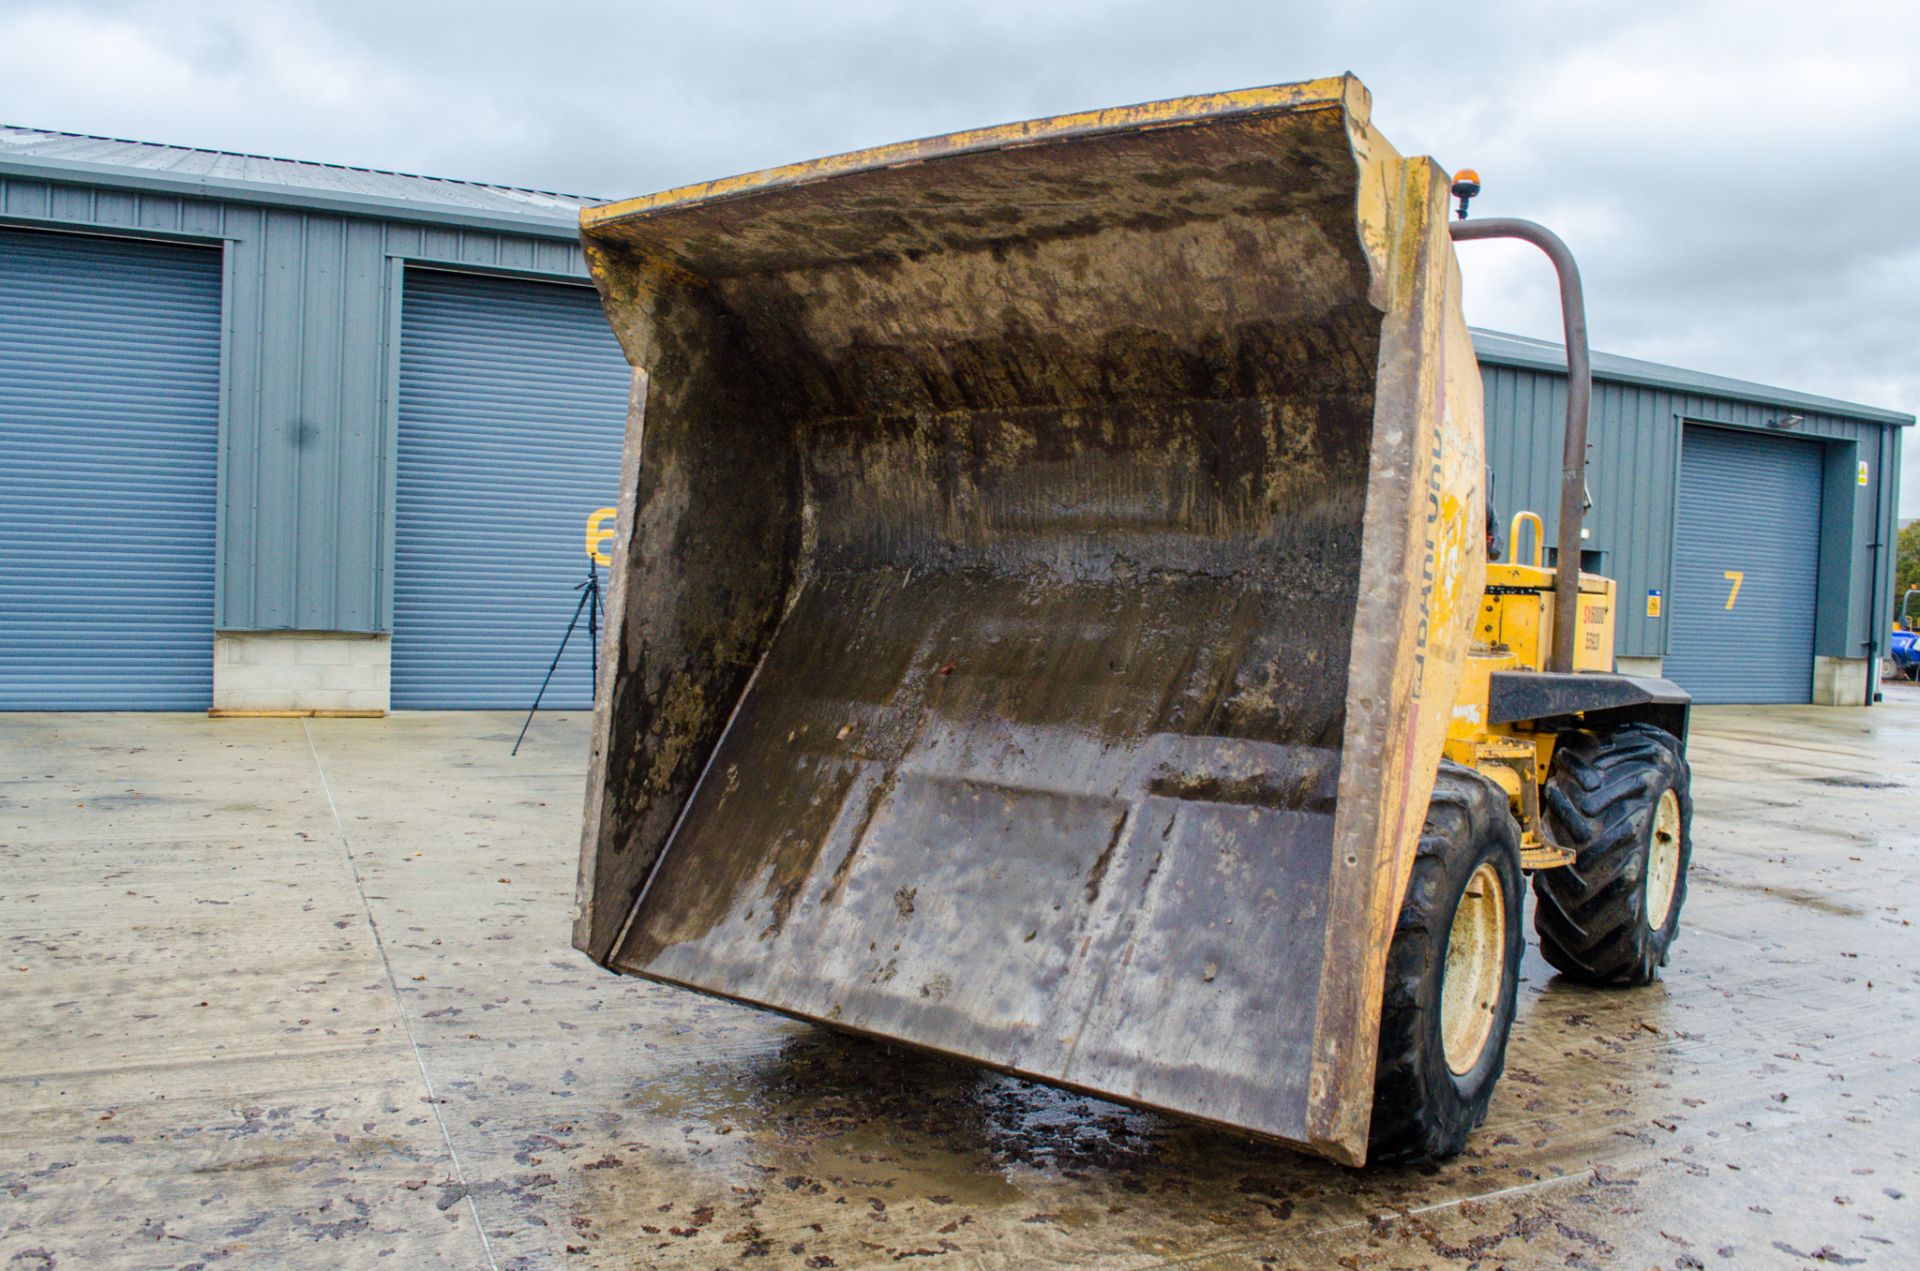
[[1532, 723, 1692, 986], [1369, 761, 1525, 1166]]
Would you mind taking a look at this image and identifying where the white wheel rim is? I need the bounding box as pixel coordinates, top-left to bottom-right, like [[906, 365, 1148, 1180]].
[[1441, 861, 1506, 1076], [1646, 787, 1682, 931]]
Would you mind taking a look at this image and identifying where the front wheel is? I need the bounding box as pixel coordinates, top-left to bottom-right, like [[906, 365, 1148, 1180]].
[[1369, 762, 1525, 1164], [1532, 724, 1693, 985]]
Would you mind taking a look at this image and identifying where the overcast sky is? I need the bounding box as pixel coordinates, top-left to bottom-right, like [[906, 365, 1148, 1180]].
[[5, 0, 1916, 505]]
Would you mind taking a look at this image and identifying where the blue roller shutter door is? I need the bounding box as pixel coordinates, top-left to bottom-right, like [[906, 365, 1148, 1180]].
[[1666, 425, 1821, 704], [392, 269, 630, 708], [0, 228, 221, 709]]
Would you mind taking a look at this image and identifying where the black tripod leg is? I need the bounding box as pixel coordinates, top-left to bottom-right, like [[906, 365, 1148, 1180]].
[[513, 584, 592, 756], [587, 572, 599, 698]]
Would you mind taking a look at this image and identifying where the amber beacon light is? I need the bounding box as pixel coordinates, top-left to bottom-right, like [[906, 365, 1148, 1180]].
[[1451, 167, 1482, 219]]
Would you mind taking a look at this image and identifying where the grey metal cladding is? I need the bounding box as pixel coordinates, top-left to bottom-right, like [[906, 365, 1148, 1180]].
[[0, 228, 221, 707], [1472, 329, 1914, 428], [1665, 425, 1823, 703], [0, 125, 598, 235], [1477, 333, 1904, 667], [0, 155, 600, 635], [390, 269, 629, 708]]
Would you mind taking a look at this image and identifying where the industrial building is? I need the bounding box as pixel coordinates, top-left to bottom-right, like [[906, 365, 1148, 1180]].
[[0, 126, 1908, 712], [1478, 331, 1910, 705]]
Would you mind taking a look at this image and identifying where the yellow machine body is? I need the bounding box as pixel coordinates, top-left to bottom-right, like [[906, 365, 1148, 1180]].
[[1443, 512, 1618, 868], [571, 75, 1644, 1164]]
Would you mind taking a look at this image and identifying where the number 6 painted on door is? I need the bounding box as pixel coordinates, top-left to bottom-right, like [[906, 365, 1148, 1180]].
[[586, 507, 617, 567], [1723, 570, 1743, 610]]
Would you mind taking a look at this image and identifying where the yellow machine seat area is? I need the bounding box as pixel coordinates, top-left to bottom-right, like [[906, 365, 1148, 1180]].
[[1479, 512, 1615, 673]]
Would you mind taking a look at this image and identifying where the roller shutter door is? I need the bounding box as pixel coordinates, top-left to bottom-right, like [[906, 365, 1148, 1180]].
[[0, 229, 221, 709], [392, 269, 630, 708], [1665, 425, 1821, 704]]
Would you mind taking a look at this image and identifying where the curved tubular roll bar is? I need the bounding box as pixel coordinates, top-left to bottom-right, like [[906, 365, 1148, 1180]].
[[1449, 217, 1592, 674], [1508, 509, 1545, 569]]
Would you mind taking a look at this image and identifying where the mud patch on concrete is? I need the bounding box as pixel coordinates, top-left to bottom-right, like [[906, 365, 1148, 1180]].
[[1804, 775, 1903, 790], [1697, 869, 1866, 917]]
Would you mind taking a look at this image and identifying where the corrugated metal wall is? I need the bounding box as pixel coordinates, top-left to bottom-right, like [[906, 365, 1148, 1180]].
[[390, 269, 630, 708], [1481, 361, 1894, 665], [0, 228, 222, 708], [1665, 426, 1823, 703], [0, 171, 590, 637]]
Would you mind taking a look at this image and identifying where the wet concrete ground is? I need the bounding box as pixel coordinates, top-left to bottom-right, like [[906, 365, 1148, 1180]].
[[2, 697, 1916, 1269]]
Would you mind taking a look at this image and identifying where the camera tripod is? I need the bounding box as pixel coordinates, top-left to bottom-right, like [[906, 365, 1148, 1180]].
[[512, 557, 602, 756]]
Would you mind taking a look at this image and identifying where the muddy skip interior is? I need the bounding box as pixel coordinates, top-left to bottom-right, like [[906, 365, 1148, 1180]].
[[579, 98, 1397, 1143]]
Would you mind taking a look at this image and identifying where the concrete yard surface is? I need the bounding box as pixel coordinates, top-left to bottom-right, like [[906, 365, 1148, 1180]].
[[3, 699, 1917, 1269]]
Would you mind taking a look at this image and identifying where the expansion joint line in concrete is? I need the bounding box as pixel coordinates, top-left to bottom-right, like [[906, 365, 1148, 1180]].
[[302, 719, 503, 1271]]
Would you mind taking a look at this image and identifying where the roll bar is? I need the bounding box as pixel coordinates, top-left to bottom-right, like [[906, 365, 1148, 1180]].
[[1449, 217, 1592, 674]]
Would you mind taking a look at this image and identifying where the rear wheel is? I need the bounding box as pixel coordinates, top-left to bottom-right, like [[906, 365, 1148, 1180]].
[[1369, 762, 1524, 1164], [1532, 724, 1692, 985]]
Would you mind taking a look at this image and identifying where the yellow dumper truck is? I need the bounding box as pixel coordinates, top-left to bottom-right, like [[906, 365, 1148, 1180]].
[[570, 75, 1694, 1165]]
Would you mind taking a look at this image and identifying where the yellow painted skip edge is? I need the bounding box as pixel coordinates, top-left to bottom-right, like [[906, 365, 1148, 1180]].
[[580, 76, 1369, 231]]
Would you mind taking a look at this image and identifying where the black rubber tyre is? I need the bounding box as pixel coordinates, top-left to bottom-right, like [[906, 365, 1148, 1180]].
[[1369, 761, 1525, 1164], [1532, 723, 1692, 986]]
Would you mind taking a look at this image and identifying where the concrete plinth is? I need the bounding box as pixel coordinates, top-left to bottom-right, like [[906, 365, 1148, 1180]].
[[212, 630, 390, 715], [1813, 654, 1872, 707]]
